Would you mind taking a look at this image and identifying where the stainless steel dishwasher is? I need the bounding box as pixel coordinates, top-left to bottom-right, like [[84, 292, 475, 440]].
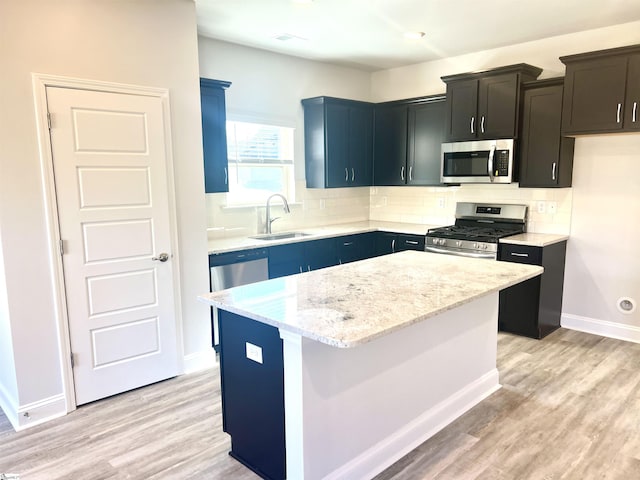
[[209, 248, 269, 348]]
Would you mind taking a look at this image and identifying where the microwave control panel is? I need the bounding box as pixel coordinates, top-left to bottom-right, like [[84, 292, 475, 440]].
[[495, 150, 510, 176]]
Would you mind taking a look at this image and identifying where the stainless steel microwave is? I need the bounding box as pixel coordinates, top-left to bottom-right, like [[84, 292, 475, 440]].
[[441, 139, 515, 184]]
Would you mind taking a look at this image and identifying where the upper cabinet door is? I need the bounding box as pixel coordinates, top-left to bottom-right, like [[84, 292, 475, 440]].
[[407, 99, 446, 185], [348, 104, 374, 186], [477, 73, 519, 139], [442, 64, 542, 142], [325, 102, 350, 187], [561, 56, 628, 134], [624, 54, 640, 131], [200, 78, 231, 193], [373, 104, 408, 186], [519, 80, 574, 188], [302, 96, 374, 188], [444, 79, 478, 141]]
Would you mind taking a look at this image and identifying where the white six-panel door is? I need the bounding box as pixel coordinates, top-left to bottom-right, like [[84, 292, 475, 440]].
[[46, 86, 179, 405]]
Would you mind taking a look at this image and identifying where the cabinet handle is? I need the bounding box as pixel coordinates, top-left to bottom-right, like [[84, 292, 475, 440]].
[[345, 168, 348, 181], [409, 166, 413, 181], [224, 167, 228, 185], [299, 266, 303, 273], [552, 162, 557, 181], [510, 252, 529, 257], [391, 239, 396, 253], [307, 265, 311, 272], [401, 166, 405, 181], [351, 168, 355, 182], [633, 102, 638, 123], [343, 241, 354, 246], [470, 116, 475, 134], [406, 240, 419, 245], [481, 115, 485, 134], [617, 103, 622, 123]]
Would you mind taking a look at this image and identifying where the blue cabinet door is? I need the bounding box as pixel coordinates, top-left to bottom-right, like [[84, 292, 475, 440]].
[[200, 78, 231, 193]]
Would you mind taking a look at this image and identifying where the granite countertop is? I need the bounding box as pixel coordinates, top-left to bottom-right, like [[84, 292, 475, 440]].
[[199, 250, 543, 348], [208, 221, 438, 255], [500, 233, 569, 247]]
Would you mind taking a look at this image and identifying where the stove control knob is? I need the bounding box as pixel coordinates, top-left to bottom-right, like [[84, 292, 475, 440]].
[[483, 244, 488, 250], [473, 243, 478, 249], [456, 241, 462, 247]]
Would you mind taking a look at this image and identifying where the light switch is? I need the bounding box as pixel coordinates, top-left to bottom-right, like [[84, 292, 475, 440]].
[[246, 342, 263, 364]]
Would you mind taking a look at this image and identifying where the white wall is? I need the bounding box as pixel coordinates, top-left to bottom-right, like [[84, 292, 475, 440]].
[[198, 38, 372, 238], [0, 0, 209, 428], [0, 230, 18, 425], [562, 135, 640, 336], [370, 20, 640, 101]]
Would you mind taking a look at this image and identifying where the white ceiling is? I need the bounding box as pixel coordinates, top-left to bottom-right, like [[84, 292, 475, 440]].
[[196, 0, 640, 71]]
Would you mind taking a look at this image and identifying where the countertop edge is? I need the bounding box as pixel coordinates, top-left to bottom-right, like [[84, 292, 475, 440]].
[[199, 259, 543, 348], [207, 221, 436, 255], [500, 233, 569, 247]]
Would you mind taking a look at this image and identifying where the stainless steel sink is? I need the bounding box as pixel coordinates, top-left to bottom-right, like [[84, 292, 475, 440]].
[[249, 232, 312, 241]]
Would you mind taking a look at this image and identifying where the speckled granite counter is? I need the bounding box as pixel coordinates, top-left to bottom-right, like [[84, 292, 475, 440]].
[[199, 250, 542, 348], [500, 232, 569, 247], [207, 221, 438, 254]]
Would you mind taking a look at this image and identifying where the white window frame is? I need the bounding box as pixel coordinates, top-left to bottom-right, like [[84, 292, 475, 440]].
[[225, 117, 296, 206]]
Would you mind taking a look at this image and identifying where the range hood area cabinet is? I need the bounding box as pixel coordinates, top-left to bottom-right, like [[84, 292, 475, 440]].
[[200, 78, 232, 193], [560, 44, 640, 135], [441, 64, 542, 142], [302, 96, 374, 188], [518, 78, 575, 188], [373, 95, 446, 186]]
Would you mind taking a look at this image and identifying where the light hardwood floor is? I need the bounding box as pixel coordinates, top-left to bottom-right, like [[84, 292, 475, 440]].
[[2, 328, 640, 479]]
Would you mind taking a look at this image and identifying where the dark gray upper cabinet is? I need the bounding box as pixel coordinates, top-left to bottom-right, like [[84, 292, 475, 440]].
[[200, 78, 231, 193], [302, 96, 374, 188], [441, 64, 542, 141], [519, 78, 575, 188], [373, 95, 446, 186], [560, 44, 640, 135]]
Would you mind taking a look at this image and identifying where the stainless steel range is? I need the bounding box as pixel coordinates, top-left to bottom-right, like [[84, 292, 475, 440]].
[[425, 202, 527, 259]]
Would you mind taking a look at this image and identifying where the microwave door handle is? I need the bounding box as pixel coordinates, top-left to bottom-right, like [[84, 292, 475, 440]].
[[487, 144, 496, 182]]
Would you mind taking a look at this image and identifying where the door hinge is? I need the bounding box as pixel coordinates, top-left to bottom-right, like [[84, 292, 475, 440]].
[[70, 352, 75, 368], [59, 239, 64, 256], [47, 112, 52, 130]]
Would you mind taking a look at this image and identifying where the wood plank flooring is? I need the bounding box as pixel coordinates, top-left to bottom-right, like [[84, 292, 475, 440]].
[[2, 328, 640, 479]]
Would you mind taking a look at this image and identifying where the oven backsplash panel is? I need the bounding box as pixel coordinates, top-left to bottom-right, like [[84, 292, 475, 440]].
[[369, 184, 572, 234]]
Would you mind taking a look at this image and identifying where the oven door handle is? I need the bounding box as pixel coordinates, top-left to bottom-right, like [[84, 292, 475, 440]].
[[487, 144, 496, 182], [425, 245, 495, 259]]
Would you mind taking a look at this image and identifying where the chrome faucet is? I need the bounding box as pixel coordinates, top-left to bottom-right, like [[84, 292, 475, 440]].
[[265, 193, 290, 234]]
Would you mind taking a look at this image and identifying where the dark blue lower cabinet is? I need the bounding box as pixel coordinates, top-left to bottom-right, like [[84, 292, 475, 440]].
[[218, 310, 286, 480]]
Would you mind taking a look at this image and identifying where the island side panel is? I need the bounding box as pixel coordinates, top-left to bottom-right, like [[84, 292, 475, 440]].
[[218, 309, 286, 480], [280, 293, 501, 480]]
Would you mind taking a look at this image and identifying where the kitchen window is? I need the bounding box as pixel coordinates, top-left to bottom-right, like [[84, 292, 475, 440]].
[[226, 120, 295, 205]]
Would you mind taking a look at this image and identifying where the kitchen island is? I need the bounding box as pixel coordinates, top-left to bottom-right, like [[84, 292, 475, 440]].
[[199, 251, 542, 480]]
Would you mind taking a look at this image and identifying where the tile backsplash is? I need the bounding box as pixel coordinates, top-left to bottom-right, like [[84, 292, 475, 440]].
[[207, 181, 572, 239], [370, 184, 573, 233]]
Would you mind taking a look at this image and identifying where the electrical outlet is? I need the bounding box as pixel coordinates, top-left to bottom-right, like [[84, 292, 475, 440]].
[[547, 201, 557, 214], [537, 201, 546, 214], [245, 342, 263, 364], [437, 197, 445, 208]]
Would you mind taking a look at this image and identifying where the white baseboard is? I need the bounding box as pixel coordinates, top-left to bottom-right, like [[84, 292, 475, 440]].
[[325, 369, 501, 480], [562, 313, 640, 344], [12, 394, 67, 431], [183, 347, 217, 374]]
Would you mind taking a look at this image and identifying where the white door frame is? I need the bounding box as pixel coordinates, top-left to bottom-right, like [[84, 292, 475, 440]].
[[31, 73, 184, 413]]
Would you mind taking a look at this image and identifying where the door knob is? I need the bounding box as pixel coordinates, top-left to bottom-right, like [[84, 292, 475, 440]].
[[152, 253, 169, 262]]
